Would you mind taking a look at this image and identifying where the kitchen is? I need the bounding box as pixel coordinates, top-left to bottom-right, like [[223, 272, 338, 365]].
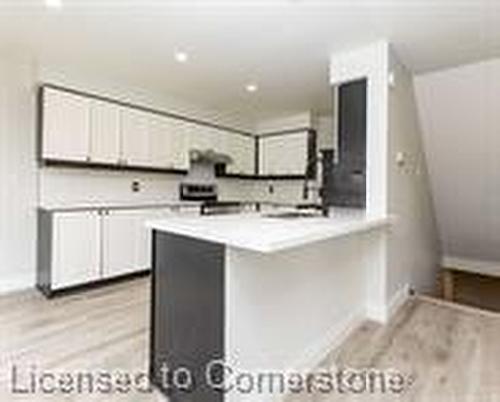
[[31, 41, 415, 402], [1, 1, 498, 401]]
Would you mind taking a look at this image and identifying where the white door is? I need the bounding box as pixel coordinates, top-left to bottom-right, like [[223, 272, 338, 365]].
[[89, 100, 121, 164], [52, 211, 101, 289], [42, 88, 91, 162], [102, 210, 139, 278], [121, 108, 151, 167]]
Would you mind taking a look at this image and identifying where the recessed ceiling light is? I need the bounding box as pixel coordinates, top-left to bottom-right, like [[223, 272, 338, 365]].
[[245, 84, 258, 93], [45, 0, 62, 8], [175, 51, 189, 63]]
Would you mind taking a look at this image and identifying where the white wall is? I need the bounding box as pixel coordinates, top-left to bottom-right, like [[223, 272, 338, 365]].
[[329, 42, 390, 319], [0, 59, 37, 293], [329, 42, 440, 318], [39, 167, 258, 208], [330, 41, 390, 217], [415, 58, 500, 275], [386, 51, 441, 297], [226, 229, 385, 402]]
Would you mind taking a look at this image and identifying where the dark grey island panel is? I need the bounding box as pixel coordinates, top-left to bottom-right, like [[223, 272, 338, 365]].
[[150, 230, 225, 402]]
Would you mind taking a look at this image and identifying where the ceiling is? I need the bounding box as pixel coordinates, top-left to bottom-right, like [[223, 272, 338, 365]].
[[0, 0, 499, 118]]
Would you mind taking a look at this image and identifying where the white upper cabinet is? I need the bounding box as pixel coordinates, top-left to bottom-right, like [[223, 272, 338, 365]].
[[120, 108, 151, 167], [259, 131, 309, 176], [188, 124, 212, 151], [226, 134, 255, 175], [148, 115, 190, 170], [170, 120, 190, 170], [42, 88, 91, 162], [149, 114, 173, 168], [89, 100, 121, 164], [40, 87, 257, 174]]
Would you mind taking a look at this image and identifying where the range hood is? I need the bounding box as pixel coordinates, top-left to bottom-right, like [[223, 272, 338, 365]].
[[189, 149, 233, 165], [180, 149, 233, 199]]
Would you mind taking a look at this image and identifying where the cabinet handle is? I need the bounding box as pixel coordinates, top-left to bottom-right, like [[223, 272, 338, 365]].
[[86, 156, 91, 162]]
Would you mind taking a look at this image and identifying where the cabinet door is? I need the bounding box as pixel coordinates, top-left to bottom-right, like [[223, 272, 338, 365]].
[[52, 211, 101, 289], [280, 132, 309, 175], [259, 133, 308, 176], [42, 88, 91, 162], [102, 210, 140, 278], [170, 120, 189, 170], [149, 115, 173, 169], [242, 136, 256, 175], [189, 124, 211, 151], [121, 108, 151, 167], [227, 134, 255, 175], [89, 100, 121, 164], [259, 136, 278, 175], [198, 126, 218, 151]]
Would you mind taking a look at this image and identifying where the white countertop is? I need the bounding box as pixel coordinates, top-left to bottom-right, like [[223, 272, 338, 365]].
[[39, 201, 202, 213], [147, 209, 392, 253]]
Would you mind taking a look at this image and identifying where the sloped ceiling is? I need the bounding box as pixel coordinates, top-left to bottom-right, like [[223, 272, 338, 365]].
[[415, 58, 500, 262]]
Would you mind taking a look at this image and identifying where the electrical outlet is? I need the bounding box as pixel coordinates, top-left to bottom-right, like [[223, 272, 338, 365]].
[[132, 180, 141, 193]]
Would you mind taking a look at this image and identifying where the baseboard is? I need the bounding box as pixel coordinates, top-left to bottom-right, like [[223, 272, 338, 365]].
[[387, 284, 410, 320], [287, 307, 365, 374], [366, 284, 410, 324], [442, 256, 500, 278], [366, 304, 388, 323]]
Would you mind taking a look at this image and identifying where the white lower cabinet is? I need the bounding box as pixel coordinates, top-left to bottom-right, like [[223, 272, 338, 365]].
[[102, 209, 161, 279], [102, 210, 141, 278], [40, 207, 193, 294], [51, 211, 101, 290]]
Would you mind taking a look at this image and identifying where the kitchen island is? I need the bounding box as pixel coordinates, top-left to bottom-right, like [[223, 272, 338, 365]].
[[147, 210, 391, 402]]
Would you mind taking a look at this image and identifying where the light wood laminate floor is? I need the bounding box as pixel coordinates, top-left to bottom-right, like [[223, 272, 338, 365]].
[[1, 278, 499, 401]]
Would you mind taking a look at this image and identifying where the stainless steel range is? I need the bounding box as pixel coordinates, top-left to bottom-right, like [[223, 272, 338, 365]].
[[179, 149, 251, 215]]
